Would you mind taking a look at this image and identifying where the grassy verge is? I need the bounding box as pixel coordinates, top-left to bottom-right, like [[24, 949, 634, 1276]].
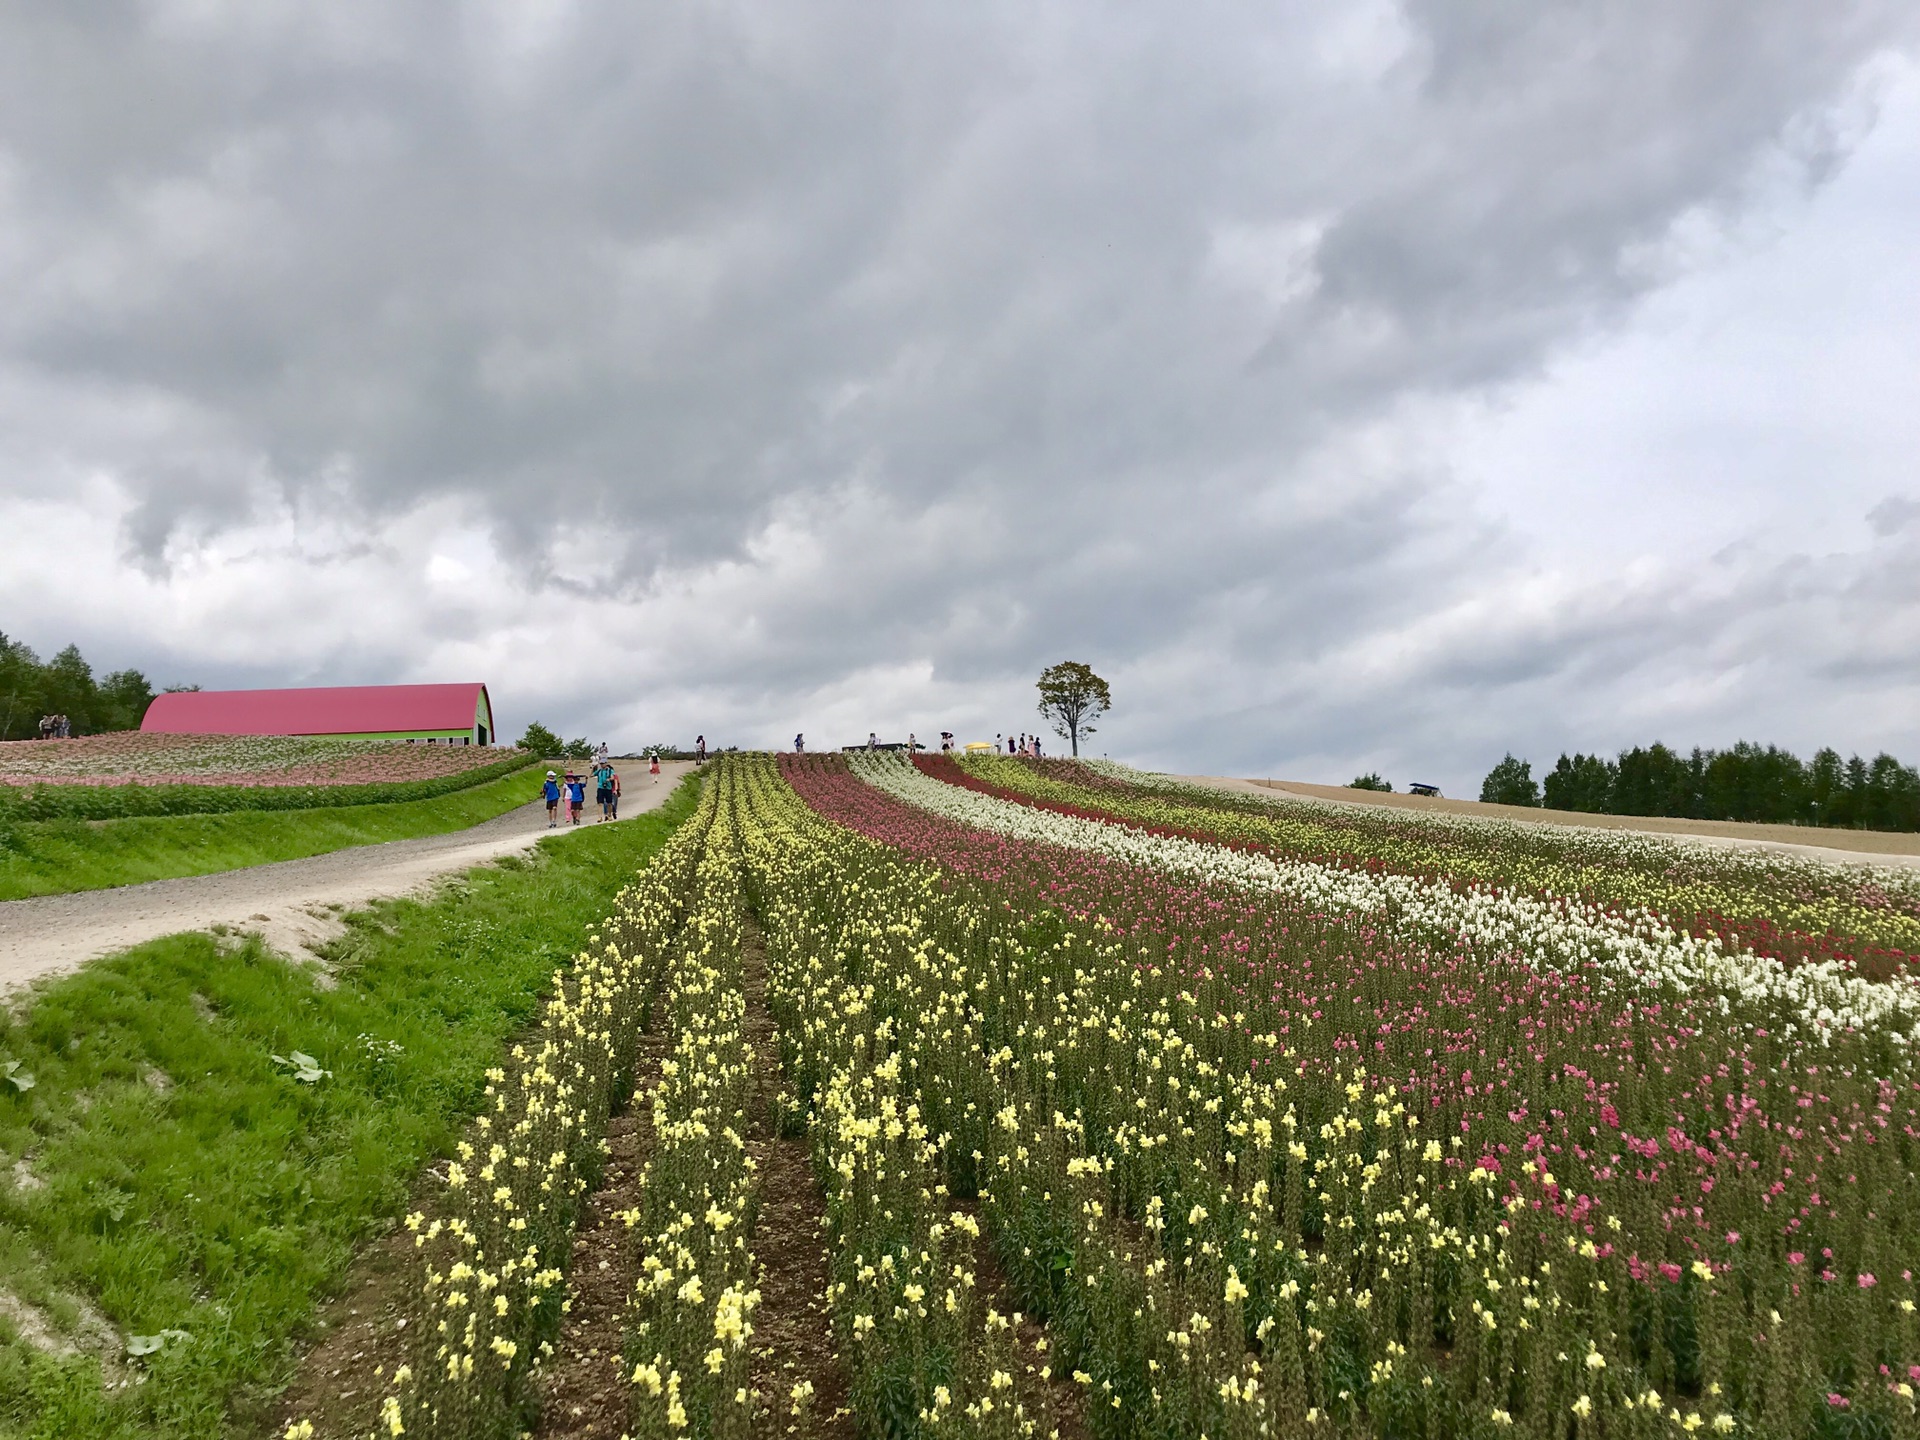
[[0, 763, 546, 903], [0, 772, 700, 1439]]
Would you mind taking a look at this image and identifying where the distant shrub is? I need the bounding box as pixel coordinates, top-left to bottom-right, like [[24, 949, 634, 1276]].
[[1349, 773, 1391, 792]]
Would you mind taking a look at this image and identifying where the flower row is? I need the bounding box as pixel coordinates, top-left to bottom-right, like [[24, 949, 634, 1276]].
[[1069, 757, 1920, 968], [739, 757, 1059, 1438], [332, 772, 717, 1439], [770, 751, 1920, 1437], [625, 801, 763, 1438], [862, 753, 1920, 1055]]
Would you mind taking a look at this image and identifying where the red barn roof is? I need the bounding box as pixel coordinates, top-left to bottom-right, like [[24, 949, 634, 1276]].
[[141, 684, 492, 738]]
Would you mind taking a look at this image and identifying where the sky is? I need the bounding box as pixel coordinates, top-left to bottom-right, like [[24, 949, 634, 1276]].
[[1, 2, 1917, 792]]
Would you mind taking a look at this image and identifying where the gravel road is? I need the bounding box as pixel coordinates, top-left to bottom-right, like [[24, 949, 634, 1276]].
[[0, 762, 694, 994]]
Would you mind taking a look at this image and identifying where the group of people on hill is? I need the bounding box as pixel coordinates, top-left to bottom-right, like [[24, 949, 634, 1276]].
[[541, 752, 665, 827], [36, 714, 72, 739], [784, 729, 1042, 757]]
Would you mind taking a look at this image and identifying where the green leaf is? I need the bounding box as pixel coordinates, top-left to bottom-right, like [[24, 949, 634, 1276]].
[[2, 1060, 32, 1091]]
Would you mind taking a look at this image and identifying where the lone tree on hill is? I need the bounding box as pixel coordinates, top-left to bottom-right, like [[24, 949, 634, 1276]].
[[1036, 660, 1111, 757], [1349, 773, 1391, 792], [1480, 753, 1541, 806]]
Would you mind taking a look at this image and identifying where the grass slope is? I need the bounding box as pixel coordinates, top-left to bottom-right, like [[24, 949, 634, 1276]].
[[0, 773, 699, 1439], [0, 763, 546, 903]]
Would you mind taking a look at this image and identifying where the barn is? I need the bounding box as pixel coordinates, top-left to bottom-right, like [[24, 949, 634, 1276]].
[[141, 683, 496, 746]]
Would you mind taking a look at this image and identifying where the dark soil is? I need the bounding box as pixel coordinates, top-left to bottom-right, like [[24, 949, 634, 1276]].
[[531, 1040, 667, 1439], [262, 1203, 432, 1439], [955, 1199, 1093, 1440], [739, 919, 856, 1438]]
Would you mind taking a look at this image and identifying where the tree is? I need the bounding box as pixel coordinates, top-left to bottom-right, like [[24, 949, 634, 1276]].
[[1035, 661, 1111, 757], [0, 633, 47, 740], [1543, 753, 1615, 813], [517, 721, 563, 757], [97, 669, 155, 732], [563, 736, 596, 761], [1349, 773, 1391, 792], [1479, 754, 1539, 806]]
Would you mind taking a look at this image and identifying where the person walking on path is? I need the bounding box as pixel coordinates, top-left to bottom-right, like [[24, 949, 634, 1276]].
[[695, 735, 707, 765], [566, 772, 586, 825], [542, 770, 562, 827], [649, 754, 661, 783], [594, 758, 615, 820], [794, 733, 805, 753], [867, 731, 878, 751], [610, 767, 622, 818]]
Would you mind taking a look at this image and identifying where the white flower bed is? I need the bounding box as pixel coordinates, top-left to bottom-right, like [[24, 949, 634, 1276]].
[[852, 755, 1920, 1053], [1088, 759, 1920, 909]]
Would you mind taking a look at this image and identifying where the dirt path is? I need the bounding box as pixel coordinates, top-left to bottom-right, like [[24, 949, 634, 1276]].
[[1185, 774, 1920, 869], [0, 762, 694, 993]]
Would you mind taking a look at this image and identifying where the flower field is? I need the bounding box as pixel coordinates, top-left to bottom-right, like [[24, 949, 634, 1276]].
[[0, 732, 512, 788], [324, 752, 1918, 1440]]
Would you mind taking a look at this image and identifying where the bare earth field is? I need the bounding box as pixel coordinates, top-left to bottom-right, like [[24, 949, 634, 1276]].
[[0, 762, 692, 992], [1188, 774, 1920, 867]]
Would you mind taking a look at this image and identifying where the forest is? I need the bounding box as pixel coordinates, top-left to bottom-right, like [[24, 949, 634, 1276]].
[[1481, 740, 1920, 831], [0, 634, 163, 740]]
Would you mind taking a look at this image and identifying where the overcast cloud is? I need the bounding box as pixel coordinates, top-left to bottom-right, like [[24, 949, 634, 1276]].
[[2, 1, 1917, 790]]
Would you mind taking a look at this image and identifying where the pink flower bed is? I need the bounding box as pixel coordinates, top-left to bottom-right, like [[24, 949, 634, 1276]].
[[0, 732, 518, 788]]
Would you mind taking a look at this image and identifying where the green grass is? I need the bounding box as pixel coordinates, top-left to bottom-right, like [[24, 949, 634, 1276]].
[[0, 763, 548, 902], [0, 772, 699, 1439]]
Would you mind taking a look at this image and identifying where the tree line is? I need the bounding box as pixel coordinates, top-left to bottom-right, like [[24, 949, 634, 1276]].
[[0, 634, 169, 740], [1479, 741, 1920, 832]]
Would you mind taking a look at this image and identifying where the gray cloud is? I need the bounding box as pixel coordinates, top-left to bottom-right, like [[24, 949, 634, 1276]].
[[0, 1, 1916, 779]]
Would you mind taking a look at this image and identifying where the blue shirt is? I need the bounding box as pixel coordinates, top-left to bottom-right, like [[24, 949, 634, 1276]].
[[568, 781, 585, 803], [543, 780, 560, 803]]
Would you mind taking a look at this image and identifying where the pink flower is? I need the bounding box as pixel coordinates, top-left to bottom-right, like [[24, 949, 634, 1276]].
[[1725, 1231, 1740, 1245], [1787, 1252, 1805, 1266], [1826, 1394, 1850, 1409], [1859, 1273, 1877, 1289]]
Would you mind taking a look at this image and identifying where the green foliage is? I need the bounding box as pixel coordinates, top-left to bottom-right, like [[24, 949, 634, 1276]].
[[0, 752, 533, 825], [515, 721, 563, 758], [0, 762, 545, 902], [1035, 660, 1112, 758], [1478, 754, 1540, 806], [0, 636, 164, 740], [0, 776, 699, 1438], [1522, 740, 1920, 830], [1544, 751, 1619, 813], [563, 736, 596, 761], [1348, 772, 1392, 793]]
